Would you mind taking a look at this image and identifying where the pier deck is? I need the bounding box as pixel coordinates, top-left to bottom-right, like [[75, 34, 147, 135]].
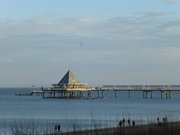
[[39, 85, 180, 99], [16, 85, 180, 99]]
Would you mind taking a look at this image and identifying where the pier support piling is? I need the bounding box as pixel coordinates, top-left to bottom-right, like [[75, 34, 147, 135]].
[[101, 90, 104, 98], [97, 90, 100, 98], [114, 90, 117, 98], [128, 90, 131, 98]]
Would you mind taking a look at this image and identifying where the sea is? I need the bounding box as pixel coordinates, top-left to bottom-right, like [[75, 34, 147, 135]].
[[0, 88, 180, 134]]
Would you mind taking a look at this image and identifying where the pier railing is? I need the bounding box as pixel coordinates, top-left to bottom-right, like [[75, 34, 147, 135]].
[[16, 85, 180, 99], [102, 85, 180, 91]]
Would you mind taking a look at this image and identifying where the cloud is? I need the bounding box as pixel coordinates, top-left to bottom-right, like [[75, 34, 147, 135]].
[[92, 12, 179, 41], [0, 58, 15, 64], [158, 21, 180, 36], [163, 0, 180, 3], [0, 11, 179, 49], [0, 16, 94, 41]]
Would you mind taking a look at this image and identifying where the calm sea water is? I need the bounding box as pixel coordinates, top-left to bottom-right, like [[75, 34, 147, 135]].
[[0, 88, 180, 133]]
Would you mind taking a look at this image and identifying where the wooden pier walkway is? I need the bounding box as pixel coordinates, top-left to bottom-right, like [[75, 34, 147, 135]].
[[16, 85, 180, 99], [39, 85, 180, 99]]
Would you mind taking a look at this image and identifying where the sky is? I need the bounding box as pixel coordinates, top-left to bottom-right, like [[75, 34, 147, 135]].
[[0, 0, 180, 87]]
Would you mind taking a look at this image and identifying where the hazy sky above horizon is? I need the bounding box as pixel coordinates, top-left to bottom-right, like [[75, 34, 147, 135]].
[[0, 0, 180, 87]]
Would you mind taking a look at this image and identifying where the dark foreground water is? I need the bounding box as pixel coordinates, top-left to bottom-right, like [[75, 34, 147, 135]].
[[0, 88, 180, 134]]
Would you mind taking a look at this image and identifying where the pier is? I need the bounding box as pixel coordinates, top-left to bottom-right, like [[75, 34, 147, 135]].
[[32, 85, 180, 99], [101, 85, 180, 99], [16, 70, 180, 99]]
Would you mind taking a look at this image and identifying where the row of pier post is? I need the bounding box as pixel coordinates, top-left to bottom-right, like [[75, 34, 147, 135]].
[[41, 89, 172, 99], [42, 90, 105, 99], [114, 90, 171, 99], [142, 90, 171, 99]]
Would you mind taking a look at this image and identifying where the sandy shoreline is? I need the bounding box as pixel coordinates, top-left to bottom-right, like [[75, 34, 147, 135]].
[[47, 121, 180, 135]]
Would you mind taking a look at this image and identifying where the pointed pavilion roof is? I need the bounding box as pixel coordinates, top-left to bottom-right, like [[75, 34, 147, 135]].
[[58, 70, 81, 85]]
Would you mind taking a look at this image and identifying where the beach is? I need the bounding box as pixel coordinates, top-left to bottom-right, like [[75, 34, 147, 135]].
[[49, 122, 180, 135]]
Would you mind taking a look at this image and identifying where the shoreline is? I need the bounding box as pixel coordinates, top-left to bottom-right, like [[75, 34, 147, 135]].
[[47, 121, 180, 135]]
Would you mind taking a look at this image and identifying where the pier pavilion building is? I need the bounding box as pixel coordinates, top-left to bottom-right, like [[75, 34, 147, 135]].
[[51, 70, 90, 91], [42, 70, 95, 99]]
